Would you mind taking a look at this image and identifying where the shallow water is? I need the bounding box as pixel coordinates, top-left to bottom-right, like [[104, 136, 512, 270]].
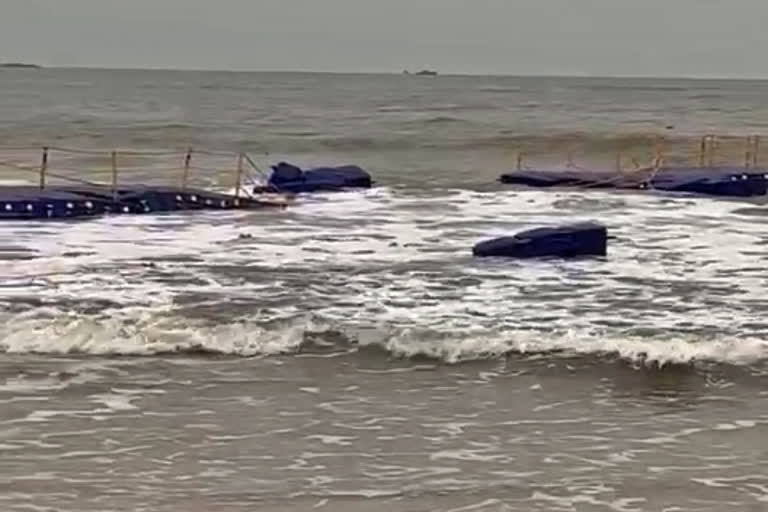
[[1, 69, 768, 511]]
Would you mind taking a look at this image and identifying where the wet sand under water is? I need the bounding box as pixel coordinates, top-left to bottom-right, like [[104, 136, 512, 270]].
[[1, 353, 767, 512]]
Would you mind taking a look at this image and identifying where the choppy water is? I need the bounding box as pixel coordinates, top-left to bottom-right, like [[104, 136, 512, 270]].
[[1, 69, 768, 511]]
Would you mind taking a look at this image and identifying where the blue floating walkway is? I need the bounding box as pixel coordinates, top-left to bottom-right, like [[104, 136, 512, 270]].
[[499, 166, 768, 198], [473, 222, 608, 259], [0, 185, 285, 220], [253, 162, 373, 194]]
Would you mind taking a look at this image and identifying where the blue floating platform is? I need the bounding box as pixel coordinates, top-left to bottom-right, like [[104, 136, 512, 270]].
[[254, 162, 373, 193], [473, 221, 608, 259], [499, 166, 768, 198], [0, 185, 284, 220], [0, 187, 109, 220], [647, 167, 767, 197]]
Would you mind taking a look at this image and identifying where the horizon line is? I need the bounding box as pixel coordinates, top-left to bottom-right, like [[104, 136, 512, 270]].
[[9, 64, 768, 82]]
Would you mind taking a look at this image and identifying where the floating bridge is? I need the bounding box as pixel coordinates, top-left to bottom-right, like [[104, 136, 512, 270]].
[[499, 134, 768, 199], [0, 146, 291, 221]]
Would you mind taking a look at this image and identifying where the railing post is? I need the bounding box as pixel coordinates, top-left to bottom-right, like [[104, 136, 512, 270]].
[[39, 146, 48, 190], [182, 148, 192, 190], [754, 135, 760, 168], [235, 152, 244, 198], [111, 150, 118, 201], [698, 135, 707, 166], [653, 136, 664, 168], [745, 136, 753, 168]]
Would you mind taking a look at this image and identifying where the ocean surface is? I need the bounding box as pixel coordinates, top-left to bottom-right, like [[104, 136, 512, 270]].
[[1, 68, 768, 511]]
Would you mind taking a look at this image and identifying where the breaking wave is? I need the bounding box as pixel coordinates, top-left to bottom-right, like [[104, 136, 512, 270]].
[[1, 309, 766, 368]]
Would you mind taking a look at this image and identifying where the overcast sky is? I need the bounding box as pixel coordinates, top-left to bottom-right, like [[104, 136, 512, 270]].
[[2, 0, 767, 77]]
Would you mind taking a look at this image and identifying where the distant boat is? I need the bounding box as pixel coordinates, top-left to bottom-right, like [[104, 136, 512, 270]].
[[0, 62, 42, 69], [403, 69, 438, 76]]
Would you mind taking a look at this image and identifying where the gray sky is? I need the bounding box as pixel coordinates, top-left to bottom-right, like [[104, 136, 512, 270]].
[[2, 0, 767, 77]]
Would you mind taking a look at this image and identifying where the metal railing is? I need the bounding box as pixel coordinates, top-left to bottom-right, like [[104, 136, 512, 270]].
[[0, 145, 273, 199], [512, 134, 765, 173]]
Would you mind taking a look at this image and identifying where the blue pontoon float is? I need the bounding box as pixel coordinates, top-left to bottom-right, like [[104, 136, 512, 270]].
[[473, 221, 608, 259], [0, 185, 285, 220], [499, 166, 768, 198], [253, 162, 373, 194]]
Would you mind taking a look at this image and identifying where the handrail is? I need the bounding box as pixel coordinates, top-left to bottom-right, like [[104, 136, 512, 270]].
[[0, 145, 245, 158], [0, 146, 273, 198], [0, 159, 108, 187], [510, 134, 766, 174]]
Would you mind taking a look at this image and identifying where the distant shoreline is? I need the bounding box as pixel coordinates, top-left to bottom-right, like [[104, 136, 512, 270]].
[[0, 63, 42, 69]]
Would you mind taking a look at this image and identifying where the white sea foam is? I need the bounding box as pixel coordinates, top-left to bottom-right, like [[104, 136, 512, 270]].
[[2, 186, 768, 367]]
